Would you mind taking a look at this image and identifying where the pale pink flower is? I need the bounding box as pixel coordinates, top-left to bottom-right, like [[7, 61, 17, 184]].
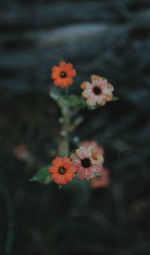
[[81, 74, 114, 106], [90, 168, 110, 189], [70, 146, 104, 180], [13, 144, 28, 160], [81, 140, 104, 156]]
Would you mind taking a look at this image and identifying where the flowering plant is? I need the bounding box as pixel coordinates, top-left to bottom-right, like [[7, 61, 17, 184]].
[[29, 61, 118, 187]]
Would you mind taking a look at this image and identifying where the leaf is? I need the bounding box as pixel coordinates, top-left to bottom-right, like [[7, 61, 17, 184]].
[[58, 95, 87, 108], [112, 96, 119, 101], [29, 165, 50, 182]]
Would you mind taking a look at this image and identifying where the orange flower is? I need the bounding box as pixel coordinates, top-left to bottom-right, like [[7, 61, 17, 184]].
[[51, 61, 76, 88], [48, 157, 76, 185]]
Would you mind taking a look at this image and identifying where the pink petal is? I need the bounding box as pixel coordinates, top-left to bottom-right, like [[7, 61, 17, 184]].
[[76, 146, 89, 159], [82, 88, 92, 98], [71, 159, 81, 168], [87, 97, 97, 106], [76, 167, 87, 180]]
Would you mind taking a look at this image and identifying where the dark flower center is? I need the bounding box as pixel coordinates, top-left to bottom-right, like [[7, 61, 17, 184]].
[[93, 86, 101, 95], [60, 71, 67, 78], [81, 158, 91, 168], [59, 167, 66, 175]]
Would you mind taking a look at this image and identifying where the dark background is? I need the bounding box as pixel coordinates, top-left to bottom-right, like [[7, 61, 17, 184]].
[[0, 0, 150, 254]]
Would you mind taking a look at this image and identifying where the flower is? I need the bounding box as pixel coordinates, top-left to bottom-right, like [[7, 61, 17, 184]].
[[51, 61, 76, 88], [13, 144, 28, 160], [81, 140, 104, 156], [81, 74, 114, 106], [90, 168, 110, 189], [48, 157, 76, 185], [70, 146, 104, 180]]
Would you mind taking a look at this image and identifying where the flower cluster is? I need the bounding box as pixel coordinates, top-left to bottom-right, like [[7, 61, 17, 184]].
[[30, 61, 116, 186], [50, 61, 114, 107], [48, 141, 105, 185]]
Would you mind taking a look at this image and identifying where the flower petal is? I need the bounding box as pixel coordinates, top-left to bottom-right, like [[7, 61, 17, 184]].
[[52, 157, 62, 167], [64, 172, 74, 181], [70, 159, 81, 168], [48, 166, 58, 173], [86, 97, 97, 106], [51, 72, 59, 79], [59, 61, 66, 68], [51, 66, 60, 72], [76, 167, 87, 180], [66, 77, 73, 85], [54, 78, 62, 87], [82, 88, 92, 99], [80, 81, 91, 89], [68, 166, 77, 173], [91, 74, 101, 82], [76, 146, 88, 159], [63, 158, 70, 169]]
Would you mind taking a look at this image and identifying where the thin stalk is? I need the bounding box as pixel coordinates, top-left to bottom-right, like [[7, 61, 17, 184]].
[[0, 185, 14, 255]]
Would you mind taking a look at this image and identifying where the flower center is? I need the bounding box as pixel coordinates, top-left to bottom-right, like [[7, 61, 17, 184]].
[[59, 167, 66, 175], [60, 71, 67, 78], [81, 158, 91, 168], [93, 86, 101, 95]]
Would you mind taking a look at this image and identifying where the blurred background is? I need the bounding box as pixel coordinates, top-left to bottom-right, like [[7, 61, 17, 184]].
[[0, 0, 150, 254]]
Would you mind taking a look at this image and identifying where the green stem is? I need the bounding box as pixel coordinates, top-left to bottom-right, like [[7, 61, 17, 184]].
[[0, 185, 14, 255], [58, 102, 71, 156]]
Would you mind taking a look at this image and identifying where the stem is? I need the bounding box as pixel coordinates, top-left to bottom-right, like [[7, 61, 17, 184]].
[[58, 102, 71, 157], [0, 185, 14, 255]]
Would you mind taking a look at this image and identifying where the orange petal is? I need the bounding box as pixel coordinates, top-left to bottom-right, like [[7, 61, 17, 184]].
[[69, 69, 76, 77], [61, 176, 68, 184], [66, 63, 73, 69], [63, 158, 71, 169], [52, 157, 62, 167], [66, 77, 73, 85], [65, 172, 74, 181], [59, 61, 66, 68], [48, 166, 58, 173], [51, 72, 60, 79], [50, 173, 58, 182], [51, 66, 60, 72], [54, 78, 62, 87], [55, 175, 67, 185]]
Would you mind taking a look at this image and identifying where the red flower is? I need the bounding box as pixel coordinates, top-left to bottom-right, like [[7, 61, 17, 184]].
[[13, 144, 28, 160], [48, 157, 76, 185], [90, 168, 110, 189], [51, 61, 76, 88]]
